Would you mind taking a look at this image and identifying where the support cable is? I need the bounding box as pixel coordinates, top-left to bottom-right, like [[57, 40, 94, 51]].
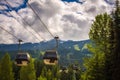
[[27, 2, 54, 38], [3, 0, 46, 41], [17, 12, 46, 41], [0, 25, 19, 40]]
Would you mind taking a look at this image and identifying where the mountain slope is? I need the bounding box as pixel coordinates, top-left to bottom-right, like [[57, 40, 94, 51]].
[[0, 39, 91, 65]]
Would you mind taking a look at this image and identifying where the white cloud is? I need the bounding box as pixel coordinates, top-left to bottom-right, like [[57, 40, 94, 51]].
[[0, 0, 115, 44]]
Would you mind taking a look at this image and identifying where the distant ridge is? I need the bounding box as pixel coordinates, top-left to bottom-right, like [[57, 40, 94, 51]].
[[0, 39, 91, 65], [0, 39, 90, 51]]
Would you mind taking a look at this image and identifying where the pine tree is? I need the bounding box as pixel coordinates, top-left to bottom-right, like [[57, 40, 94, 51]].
[[82, 47, 105, 80], [67, 66, 76, 80], [38, 76, 47, 80], [0, 53, 14, 80], [13, 64, 21, 80], [34, 60, 44, 78], [40, 66, 47, 78], [75, 69, 81, 80], [51, 65, 60, 79], [82, 13, 113, 80], [60, 71, 68, 80], [46, 69, 53, 80], [0, 59, 1, 78], [112, 0, 120, 80], [72, 71, 76, 80], [20, 59, 36, 80]]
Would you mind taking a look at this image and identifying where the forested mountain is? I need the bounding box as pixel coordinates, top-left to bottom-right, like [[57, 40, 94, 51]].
[[0, 39, 91, 65], [0, 39, 90, 51], [0, 0, 119, 80]]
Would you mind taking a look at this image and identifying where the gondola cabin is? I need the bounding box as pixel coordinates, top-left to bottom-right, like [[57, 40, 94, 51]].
[[43, 50, 58, 65], [59, 66, 68, 73], [72, 65, 80, 71], [15, 52, 30, 66]]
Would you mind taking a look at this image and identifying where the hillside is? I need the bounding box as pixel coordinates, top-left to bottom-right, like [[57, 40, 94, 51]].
[[0, 39, 91, 65]]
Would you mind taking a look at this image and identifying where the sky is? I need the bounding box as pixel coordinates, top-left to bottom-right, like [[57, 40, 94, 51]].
[[0, 0, 116, 44]]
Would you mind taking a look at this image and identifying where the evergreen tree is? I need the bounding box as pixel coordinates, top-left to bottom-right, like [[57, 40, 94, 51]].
[[0, 53, 14, 80], [68, 68, 74, 80], [72, 71, 76, 80], [34, 60, 44, 78], [112, 0, 120, 80], [60, 71, 68, 80], [81, 44, 105, 80], [46, 69, 53, 80], [13, 64, 21, 80], [75, 69, 81, 80], [0, 62, 1, 75], [40, 66, 47, 78], [51, 65, 60, 79], [20, 59, 36, 80], [82, 13, 113, 80], [56, 70, 61, 80], [38, 76, 47, 80]]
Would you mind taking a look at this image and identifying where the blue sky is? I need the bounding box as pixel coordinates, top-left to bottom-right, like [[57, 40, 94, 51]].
[[62, 0, 115, 5], [61, 0, 84, 3], [0, 0, 114, 16], [104, 0, 115, 5], [62, 0, 80, 2], [0, 0, 84, 15], [0, 0, 28, 14]]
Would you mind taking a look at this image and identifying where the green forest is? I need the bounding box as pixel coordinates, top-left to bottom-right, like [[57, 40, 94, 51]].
[[0, 0, 120, 80]]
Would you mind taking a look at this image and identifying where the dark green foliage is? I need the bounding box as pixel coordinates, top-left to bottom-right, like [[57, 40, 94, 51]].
[[82, 13, 113, 80], [82, 50, 105, 80], [0, 53, 14, 80], [34, 60, 44, 78], [111, 0, 120, 80], [60, 71, 69, 80], [46, 69, 53, 80], [20, 59, 36, 80], [0, 53, 82, 80], [12, 64, 21, 80], [40, 65, 61, 80], [59, 64, 81, 80], [38, 76, 47, 80], [40, 66, 48, 79], [82, 1, 120, 80]]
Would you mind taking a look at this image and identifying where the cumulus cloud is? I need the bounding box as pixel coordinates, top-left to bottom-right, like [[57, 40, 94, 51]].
[[0, 0, 116, 44]]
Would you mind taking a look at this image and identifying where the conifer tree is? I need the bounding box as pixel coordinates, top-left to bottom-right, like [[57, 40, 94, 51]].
[[82, 49, 105, 80], [112, 0, 120, 80], [13, 64, 21, 80], [60, 71, 68, 80], [0, 53, 14, 80], [72, 71, 76, 80], [20, 59, 36, 80], [34, 60, 44, 78], [0, 62, 1, 78], [75, 69, 81, 80], [40, 66, 47, 78], [46, 69, 53, 80], [38, 76, 47, 80], [82, 13, 113, 80], [68, 68, 74, 80], [51, 65, 60, 79]]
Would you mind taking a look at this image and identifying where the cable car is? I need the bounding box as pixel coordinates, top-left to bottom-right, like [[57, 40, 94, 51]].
[[15, 52, 30, 66], [59, 66, 68, 73], [72, 65, 80, 71], [43, 36, 59, 65], [61, 66, 67, 71], [15, 39, 30, 66], [43, 50, 58, 65]]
